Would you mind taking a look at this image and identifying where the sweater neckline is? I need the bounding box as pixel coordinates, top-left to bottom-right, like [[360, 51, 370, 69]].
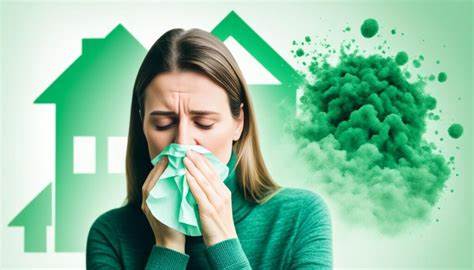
[[223, 150, 255, 224]]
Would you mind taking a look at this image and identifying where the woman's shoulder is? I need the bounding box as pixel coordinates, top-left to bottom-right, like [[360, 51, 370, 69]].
[[88, 203, 143, 234], [263, 186, 331, 218], [269, 186, 328, 207]]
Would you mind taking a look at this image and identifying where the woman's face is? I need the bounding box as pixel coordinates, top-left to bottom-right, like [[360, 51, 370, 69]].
[[142, 70, 244, 164]]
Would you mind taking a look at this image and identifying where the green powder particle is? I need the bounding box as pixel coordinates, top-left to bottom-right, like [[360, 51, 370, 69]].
[[413, 59, 421, 68], [361, 18, 379, 38], [428, 74, 435, 81], [289, 46, 450, 235], [438, 72, 447, 82], [391, 29, 396, 35], [448, 123, 463, 139], [395, 51, 409, 65], [296, 48, 305, 57], [305, 36, 311, 43]]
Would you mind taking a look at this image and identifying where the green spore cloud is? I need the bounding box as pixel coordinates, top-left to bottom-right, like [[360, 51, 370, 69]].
[[288, 36, 452, 235], [448, 123, 463, 139], [361, 18, 379, 38]]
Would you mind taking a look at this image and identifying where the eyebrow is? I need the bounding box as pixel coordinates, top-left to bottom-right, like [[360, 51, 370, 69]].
[[150, 110, 220, 116]]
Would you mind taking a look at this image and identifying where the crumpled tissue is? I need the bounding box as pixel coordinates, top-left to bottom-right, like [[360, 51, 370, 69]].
[[146, 143, 230, 236]]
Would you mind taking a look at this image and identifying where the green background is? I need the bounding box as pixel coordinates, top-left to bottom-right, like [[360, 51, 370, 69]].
[[1, 0, 472, 269]]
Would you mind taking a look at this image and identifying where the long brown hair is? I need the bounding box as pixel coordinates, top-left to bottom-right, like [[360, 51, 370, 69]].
[[124, 28, 281, 208]]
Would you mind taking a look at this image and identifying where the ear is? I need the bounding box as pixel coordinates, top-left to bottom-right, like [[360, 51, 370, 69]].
[[233, 103, 244, 141]]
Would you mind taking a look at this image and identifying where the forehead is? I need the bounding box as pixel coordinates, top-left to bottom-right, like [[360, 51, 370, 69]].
[[145, 71, 227, 109]]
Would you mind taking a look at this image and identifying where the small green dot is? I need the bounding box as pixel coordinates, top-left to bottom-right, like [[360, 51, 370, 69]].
[[296, 48, 305, 57], [438, 72, 447, 82], [413, 59, 421, 68], [360, 18, 379, 38], [395, 51, 409, 65], [448, 123, 463, 139]]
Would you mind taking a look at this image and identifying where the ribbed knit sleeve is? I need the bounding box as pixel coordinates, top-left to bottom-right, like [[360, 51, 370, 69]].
[[87, 212, 190, 270], [205, 238, 252, 269], [145, 245, 190, 269], [289, 192, 333, 269]]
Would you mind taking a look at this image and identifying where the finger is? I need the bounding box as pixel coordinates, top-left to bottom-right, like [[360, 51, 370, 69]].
[[200, 153, 231, 196], [148, 156, 168, 190], [188, 151, 215, 182], [199, 153, 221, 182], [184, 154, 220, 197], [184, 156, 222, 207], [143, 156, 168, 198], [185, 168, 214, 213]]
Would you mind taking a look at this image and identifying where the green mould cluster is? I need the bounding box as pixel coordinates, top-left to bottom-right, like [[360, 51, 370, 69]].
[[288, 18, 463, 234]]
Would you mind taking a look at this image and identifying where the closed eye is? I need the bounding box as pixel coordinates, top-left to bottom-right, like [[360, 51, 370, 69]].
[[154, 121, 215, 130], [195, 122, 214, 129]]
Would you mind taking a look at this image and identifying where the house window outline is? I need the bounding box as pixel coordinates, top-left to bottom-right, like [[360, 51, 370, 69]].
[[73, 136, 96, 174], [107, 136, 127, 174]]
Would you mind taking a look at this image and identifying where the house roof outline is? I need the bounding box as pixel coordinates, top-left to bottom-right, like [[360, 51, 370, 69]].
[[211, 10, 303, 89], [34, 23, 144, 104]]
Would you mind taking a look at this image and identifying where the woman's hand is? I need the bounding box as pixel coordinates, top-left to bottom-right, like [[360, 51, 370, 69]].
[[183, 150, 238, 247], [141, 156, 186, 253]]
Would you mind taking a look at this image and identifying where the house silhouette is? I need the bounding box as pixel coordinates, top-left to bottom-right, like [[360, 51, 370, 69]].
[[9, 10, 304, 253]]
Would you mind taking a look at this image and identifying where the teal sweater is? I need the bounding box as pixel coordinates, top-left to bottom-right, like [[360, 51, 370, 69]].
[[86, 152, 333, 269]]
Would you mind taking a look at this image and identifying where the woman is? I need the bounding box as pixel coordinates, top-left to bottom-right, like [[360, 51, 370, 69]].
[[86, 27, 332, 269]]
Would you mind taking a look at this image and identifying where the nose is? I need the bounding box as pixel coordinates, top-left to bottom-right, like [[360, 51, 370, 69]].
[[175, 118, 194, 145]]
